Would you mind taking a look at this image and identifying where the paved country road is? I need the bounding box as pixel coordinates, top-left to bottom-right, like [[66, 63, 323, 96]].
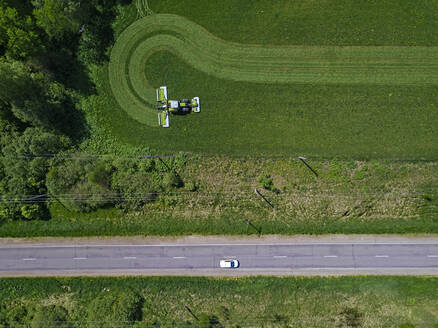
[[1, 237, 438, 276]]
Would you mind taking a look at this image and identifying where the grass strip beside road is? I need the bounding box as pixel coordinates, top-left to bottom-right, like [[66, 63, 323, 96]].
[[0, 276, 437, 327], [1, 159, 437, 237]]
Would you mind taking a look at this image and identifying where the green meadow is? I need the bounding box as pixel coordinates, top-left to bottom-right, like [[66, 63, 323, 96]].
[[1, 276, 438, 327]]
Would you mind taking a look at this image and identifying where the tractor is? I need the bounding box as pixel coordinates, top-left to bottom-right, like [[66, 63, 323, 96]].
[[156, 86, 200, 127]]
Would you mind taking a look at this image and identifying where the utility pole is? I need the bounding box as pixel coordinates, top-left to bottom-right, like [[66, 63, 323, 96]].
[[184, 306, 199, 321], [254, 188, 274, 208], [298, 156, 318, 177], [245, 218, 262, 237]]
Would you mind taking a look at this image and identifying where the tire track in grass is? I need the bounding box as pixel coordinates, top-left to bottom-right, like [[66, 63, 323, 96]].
[[109, 14, 438, 126]]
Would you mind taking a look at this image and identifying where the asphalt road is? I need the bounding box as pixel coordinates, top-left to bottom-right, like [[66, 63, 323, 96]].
[[1, 241, 438, 275]]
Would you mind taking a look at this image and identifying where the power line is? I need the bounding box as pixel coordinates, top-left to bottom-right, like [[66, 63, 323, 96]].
[[2, 153, 438, 162], [0, 190, 433, 204]]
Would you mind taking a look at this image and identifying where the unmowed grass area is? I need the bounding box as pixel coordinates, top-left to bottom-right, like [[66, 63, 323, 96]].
[[0, 276, 438, 327], [1, 158, 437, 237]]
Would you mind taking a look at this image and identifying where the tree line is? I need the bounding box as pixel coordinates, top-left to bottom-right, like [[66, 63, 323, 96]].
[[0, 0, 138, 221]]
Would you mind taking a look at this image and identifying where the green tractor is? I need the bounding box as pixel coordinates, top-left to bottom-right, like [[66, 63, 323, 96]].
[[156, 86, 200, 127]]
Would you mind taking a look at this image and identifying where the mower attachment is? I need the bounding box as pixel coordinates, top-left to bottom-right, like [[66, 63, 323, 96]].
[[192, 97, 201, 113], [157, 86, 168, 102], [158, 111, 169, 128]]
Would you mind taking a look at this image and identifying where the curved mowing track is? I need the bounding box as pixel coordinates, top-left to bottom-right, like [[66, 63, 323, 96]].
[[109, 14, 438, 126]]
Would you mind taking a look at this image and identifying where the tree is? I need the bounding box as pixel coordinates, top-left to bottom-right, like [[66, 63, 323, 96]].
[[111, 159, 158, 209], [0, 60, 85, 138], [0, 127, 70, 220], [0, 5, 43, 59], [46, 157, 114, 212], [87, 289, 143, 328], [33, 0, 76, 40]]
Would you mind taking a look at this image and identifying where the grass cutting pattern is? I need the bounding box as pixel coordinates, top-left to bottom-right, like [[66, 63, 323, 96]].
[[109, 14, 438, 127]]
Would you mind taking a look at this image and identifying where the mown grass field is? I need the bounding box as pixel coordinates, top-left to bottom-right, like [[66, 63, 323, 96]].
[[101, 0, 438, 159], [1, 158, 437, 237], [1, 276, 438, 327]]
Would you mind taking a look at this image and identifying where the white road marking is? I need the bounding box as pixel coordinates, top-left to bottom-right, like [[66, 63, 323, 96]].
[[324, 255, 338, 258], [22, 258, 36, 261], [427, 255, 438, 258], [123, 257, 137, 260], [274, 256, 287, 258], [73, 257, 87, 260], [173, 256, 186, 259], [375, 255, 389, 258]]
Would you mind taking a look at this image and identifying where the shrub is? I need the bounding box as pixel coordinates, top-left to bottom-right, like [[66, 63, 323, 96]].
[[198, 314, 222, 328], [6, 305, 28, 327], [89, 162, 113, 188], [184, 181, 197, 192], [163, 171, 183, 189], [111, 165, 157, 209], [258, 174, 274, 191], [88, 289, 143, 328], [46, 158, 114, 212]]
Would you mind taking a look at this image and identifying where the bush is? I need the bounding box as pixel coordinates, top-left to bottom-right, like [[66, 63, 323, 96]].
[[163, 171, 183, 189], [258, 174, 274, 191], [88, 289, 143, 328], [89, 162, 113, 188], [6, 305, 28, 327], [111, 160, 157, 209], [46, 158, 114, 212], [198, 314, 222, 328], [184, 181, 197, 192]]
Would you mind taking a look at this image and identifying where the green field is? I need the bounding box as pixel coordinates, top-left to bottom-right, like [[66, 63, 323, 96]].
[[1, 276, 438, 327], [100, 0, 438, 158]]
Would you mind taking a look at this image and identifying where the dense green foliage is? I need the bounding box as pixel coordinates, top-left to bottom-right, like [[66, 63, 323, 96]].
[[87, 289, 142, 328], [46, 155, 187, 213], [0, 3, 42, 59], [0, 276, 438, 327], [0, 0, 131, 222]]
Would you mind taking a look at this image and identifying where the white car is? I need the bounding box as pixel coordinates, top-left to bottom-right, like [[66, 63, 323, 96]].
[[220, 259, 239, 268]]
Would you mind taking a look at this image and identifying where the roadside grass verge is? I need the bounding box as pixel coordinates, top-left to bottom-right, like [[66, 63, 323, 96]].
[[0, 276, 438, 327], [1, 158, 437, 237]]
